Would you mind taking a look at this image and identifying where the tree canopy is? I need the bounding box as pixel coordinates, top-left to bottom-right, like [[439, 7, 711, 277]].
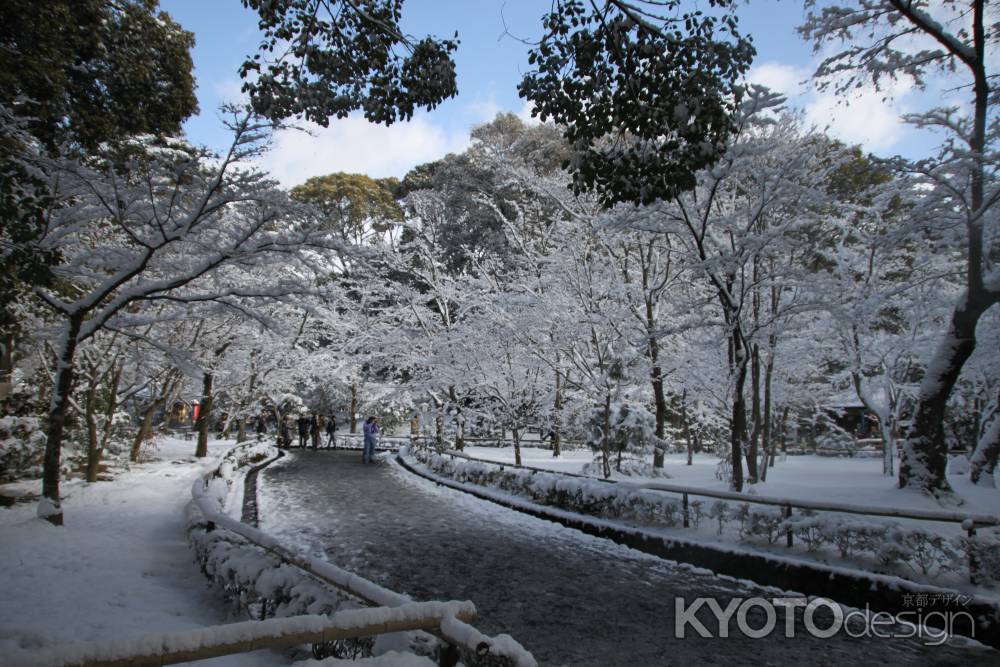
[[0, 0, 198, 151], [239, 0, 459, 125], [518, 0, 755, 206]]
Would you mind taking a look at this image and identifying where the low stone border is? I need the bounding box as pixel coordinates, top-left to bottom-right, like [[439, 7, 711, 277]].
[[241, 448, 284, 525]]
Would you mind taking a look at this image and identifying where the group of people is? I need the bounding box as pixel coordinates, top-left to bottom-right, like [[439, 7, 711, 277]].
[[259, 410, 380, 463]]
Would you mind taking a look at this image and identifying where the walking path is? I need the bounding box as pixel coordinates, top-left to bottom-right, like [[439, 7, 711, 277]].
[[257, 450, 997, 666]]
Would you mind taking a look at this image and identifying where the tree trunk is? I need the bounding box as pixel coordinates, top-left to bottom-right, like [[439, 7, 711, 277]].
[[0, 331, 13, 401], [899, 296, 991, 494], [970, 416, 999, 486], [970, 387, 1000, 486], [512, 426, 522, 466], [602, 393, 612, 479], [729, 330, 748, 492], [132, 403, 157, 462], [84, 382, 99, 483], [350, 383, 358, 434], [237, 418, 247, 443], [649, 344, 667, 468], [746, 342, 761, 483], [759, 347, 774, 482], [552, 368, 563, 458], [195, 372, 213, 458], [776, 406, 789, 460], [680, 390, 693, 466], [42, 315, 85, 526]]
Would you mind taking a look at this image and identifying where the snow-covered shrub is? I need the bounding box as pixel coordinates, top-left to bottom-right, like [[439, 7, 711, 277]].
[[714, 457, 731, 482], [578, 399, 665, 478], [782, 511, 828, 552], [134, 433, 162, 463], [0, 416, 46, 481], [732, 503, 752, 540], [885, 528, 958, 577], [709, 501, 730, 535], [746, 507, 785, 545], [687, 500, 705, 530], [959, 530, 1000, 585], [816, 430, 856, 457], [818, 518, 888, 559]]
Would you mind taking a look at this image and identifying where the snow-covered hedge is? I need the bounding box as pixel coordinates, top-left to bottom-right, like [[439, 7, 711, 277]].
[[0, 415, 46, 481], [419, 452, 1000, 587], [423, 453, 683, 524]]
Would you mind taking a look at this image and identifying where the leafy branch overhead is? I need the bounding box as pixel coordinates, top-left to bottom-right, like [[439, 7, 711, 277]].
[[518, 0, 756, 206], [239, 0, 459, 125]]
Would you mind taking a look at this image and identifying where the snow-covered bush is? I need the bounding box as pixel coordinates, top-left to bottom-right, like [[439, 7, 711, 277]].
[[687, 500, 705, 530], [417, 451, 998, 586], [578, 400, 665, 478], [709, 501, 730, 535], [960, 529, 1000, 584], [782, 511, 828, 552], [746, 507, 785, 545], [0, 416, 46, 481], [423, 453, 682, 525]]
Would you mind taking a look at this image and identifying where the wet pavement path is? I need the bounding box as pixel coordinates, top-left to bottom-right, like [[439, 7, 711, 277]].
[[258, 450, 999, 666]]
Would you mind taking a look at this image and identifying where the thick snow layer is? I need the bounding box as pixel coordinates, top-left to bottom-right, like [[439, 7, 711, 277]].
[[462, 447, 1000, 516], [0, 437, 281, 666]]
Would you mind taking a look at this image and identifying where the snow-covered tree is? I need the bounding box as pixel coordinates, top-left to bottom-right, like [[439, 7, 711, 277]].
[[800, 0, 1000, 496]]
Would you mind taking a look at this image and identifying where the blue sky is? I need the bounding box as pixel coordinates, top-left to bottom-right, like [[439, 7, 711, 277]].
[[160, 0, 945, 187]]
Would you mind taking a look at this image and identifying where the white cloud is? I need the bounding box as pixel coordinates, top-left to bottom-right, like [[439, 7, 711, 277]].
[[746, 62, 808, 97], [462, 97, 502, 124], [516, 100, 541, 126], [257, 114, 471, 187], [804, 77, 914, 153]]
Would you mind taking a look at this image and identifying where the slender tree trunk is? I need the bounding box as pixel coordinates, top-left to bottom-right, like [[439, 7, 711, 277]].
[[649, 340, 667, 468], [746, 343, 761, 483], [602, 392, 612, 479], [84, 381, 99, 483], [730, 330, 748, 492], [759, 345, 775, 481], [777, 406, 789, 458], [512, 426, 522, 466], [92, 363, 121, 482], [350, 383, 358, 434], [132, 403, 157, 462], [680, 390, 693, 466], [195, 372, 213, 458], [237, 418, 247, 444], [0, 331, 14, 401], [552, 368, 563, 458], [42, 314, 85, 525]]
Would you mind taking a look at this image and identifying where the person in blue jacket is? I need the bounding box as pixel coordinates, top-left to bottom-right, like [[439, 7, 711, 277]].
[[362, 415, 379, 463]]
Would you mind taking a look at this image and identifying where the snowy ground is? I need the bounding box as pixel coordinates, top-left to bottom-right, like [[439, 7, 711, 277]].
[[0, 436, 282, 666], [461, 447, 1000, 516]]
